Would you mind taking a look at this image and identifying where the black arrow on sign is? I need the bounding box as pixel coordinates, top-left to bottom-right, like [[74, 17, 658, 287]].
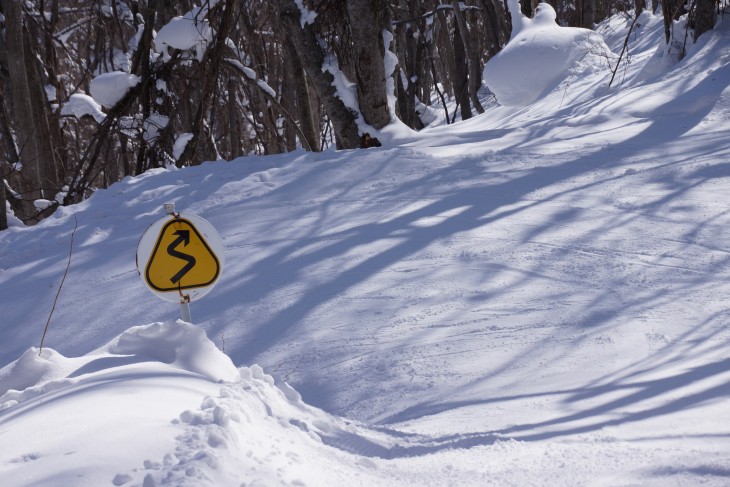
[[167, 230, 196, 284]]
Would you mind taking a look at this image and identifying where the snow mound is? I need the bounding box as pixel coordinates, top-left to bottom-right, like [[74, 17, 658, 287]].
[[0, 322, 423, 486], [97, 320, 239, 382], [483, 2, 610, 106], [0, 321, 238, 410], [0, 347, 78, 398]]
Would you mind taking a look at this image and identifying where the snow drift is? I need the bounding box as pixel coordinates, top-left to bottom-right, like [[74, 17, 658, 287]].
[[483, 2, 611, 106], [0, 321, 488, 486]]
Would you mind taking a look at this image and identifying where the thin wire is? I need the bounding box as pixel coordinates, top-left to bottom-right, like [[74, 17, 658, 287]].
[[39, 211, 78, 355]]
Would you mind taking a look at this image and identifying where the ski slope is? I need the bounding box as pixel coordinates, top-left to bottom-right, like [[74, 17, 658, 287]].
[[1, 10, 730, 486]]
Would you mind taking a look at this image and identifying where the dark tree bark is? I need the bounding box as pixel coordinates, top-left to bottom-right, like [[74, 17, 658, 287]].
[[0, 183, 7, 230], [661, 0, 672, 43], [285, 38, 320, 152], [394, 8, 419, 129], [477, 0, 509, 58], [227, 78, 243, 158], [277, 0, 360, 149], [133, 0, 158, 174], [452, 19, 473, 120], [2, 0, 62, 223], [281, 51, 298, 153], [451, 1, 484, 114], [435, 10, 458, 100], [582, 0, 596, 28], [0, 91, 15, 229], [178, 0, 238, 166], [345, 0, 392, 130], [693, 0, 717, 42]]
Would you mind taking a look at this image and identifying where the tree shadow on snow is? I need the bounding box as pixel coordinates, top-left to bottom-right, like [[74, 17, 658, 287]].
[[187, 63, 730, 447]]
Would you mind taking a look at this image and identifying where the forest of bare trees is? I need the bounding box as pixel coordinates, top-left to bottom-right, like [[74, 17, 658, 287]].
[[0, 0, 721, 229]]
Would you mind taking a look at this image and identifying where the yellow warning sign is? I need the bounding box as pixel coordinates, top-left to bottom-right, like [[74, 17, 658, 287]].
[[144, 218, 221, 292]]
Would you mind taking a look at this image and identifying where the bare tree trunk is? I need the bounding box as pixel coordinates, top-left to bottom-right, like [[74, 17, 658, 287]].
[[435, 11, 458, 100], [284, 38, 320, 151], [661, 0, 672, 43], [477, 0, 509, 57], [277, 0, 360, 149], [39, 0, 67, 175], [451, 2, 484, 114], [634, 0, 646, 15], [453, 19, 473, 120], [227, 78, 242, 158], [0, 182, 7, 230], [133, 0, 157, 174], [0, 87, 23, 225], [345, 0, 392, 130], [582, 0, 595, 28], [693, 0, 717, 42], [394, 10, 418, 129], [178, 0, 238, 166], [418, 34, 432, 105], [281, 52, 298, 152], [2, 0, 62, 223], [395, 70, 412, 127]]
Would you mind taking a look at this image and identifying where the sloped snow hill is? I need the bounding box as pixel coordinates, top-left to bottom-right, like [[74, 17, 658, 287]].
[[1, 10, 730, 487]]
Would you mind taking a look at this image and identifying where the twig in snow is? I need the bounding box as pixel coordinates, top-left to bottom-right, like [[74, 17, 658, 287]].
[[39, 211, 78, 355]]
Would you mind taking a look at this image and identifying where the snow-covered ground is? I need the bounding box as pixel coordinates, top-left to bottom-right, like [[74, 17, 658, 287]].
[[2, 9, 730, 487]]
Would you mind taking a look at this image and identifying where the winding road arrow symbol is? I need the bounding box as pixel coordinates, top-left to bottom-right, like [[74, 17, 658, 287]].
[[167, 229, 196, 284], [141, 216, 221, 294]]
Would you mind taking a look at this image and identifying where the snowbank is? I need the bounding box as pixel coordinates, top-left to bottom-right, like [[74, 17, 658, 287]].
[[96, 321, 239, 382], [0, 347, 78, 399], [483, 2, 610, 106], [0, 321, 238, 410], [0, 321, 428, 486]]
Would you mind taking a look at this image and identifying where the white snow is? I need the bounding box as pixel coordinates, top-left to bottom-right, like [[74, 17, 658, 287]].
[[173, 132, 194, 160], [294, 0, 317, 27], [230, 61, 277, 98], [483, 2, 612, 106], [154, 8, 213, 62], [89, 72, 141, 109], [256, 79, 277, 98], [61, 93, 106, 122], [32, 199, 54, 211], [383, 29, 400, 119], [4, 200, 23, 227], [2, 9, 730, 487]]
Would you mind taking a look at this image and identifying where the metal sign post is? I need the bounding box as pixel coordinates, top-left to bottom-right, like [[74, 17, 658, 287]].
[[180, 294, 192, 322], [166, 204, 192, 322], [136, 203, 224, 322]]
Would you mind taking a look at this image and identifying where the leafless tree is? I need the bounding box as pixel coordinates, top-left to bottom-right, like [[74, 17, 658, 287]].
[[1, 0, 719, 228]]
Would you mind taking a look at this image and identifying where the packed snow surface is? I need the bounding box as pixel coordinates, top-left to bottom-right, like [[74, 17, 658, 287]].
[[2, 10, 730, 487]]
